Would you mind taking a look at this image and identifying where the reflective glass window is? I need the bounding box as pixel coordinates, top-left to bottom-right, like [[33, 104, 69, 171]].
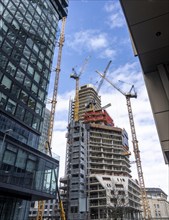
[[4, 10, 13, 23], [28, 64, 34, 76], [11, 49, 21, 64], [15, 104, 25, 120], [39, 51, 44, 61], [18, 3, 26, 15], [23, 46, 31, 59], [42, 79, 47, 89], [38, 89, 44, 101], [11, 84, 20, 98], [32, 116, 40, 130], [35, 102, 42, 115], [1, 20, 8, 35], [20, 90, 28, 104], [15, 11, 23, 24], [8, 1, 16, 15], [22, 19, 30, 31], [2, 40, 13, 55], [0, 71, 3, 81], [26, 38, 33, 49], [28, 4, 35, 16], [28, 97, 35, 110], [19, 29, 27, 42], [5, 99, 16, 114], [0, 35, 3, 47], [24, 110, 33, 126], [15, 39, 24, 52], [0, 92, 7, 109], [37, 61, 42, 71], [3, 150, 16, 165], [33, 44, 39, 54], [26, 11, 32, 23], [24, 77, 31, 91], [12, 19, 20, 32], [1, 75, 12, 90], [0, 53, 8, 69], [30, 53, 37, 65], [15, 69, 24, 83], [6, 30, 16, 44], [34, 72, 40, 83], [20, 58, 28, 71], [16, 149, 27, 169], [31, 84, 38, 96]]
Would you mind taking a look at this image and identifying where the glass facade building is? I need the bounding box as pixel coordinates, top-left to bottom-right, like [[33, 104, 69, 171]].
[[0, 0, 68, 219]]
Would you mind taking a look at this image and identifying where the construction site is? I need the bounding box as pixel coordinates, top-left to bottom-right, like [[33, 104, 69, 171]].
[[1, 0, 169, 220]]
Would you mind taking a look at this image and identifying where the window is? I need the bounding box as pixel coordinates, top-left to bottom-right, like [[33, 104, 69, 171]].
[[20, 58, 28, 71], [11, 84, 20, 98], [5, 99, 16, 114], [24, 110, 33, 126], [2, 40, 13, 55], [6, 30, 16, 44], [35, 102, 42, 115], [23, 46, 31, 59], [28, 64, 34, 76], [15, 70, 24, 83], [20, 90, 28, 104], [15, 104, 25, 120], [28, 97, 35, 110], [32, 116, 40, 130], [24, 77, 31, 90], [1, 75, 12, 90], [34, 72, 40, 83], [0, 92, 7, 109], [6, 61, 16, 76], [0, 53, 7, 69], [31, 84, 38, 96], [38, 89, 44, 101]]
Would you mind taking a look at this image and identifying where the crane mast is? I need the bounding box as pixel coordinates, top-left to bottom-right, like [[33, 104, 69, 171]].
[[47, 16, 66, 153], [70, 56, 90, 121], [96, 72, 151, 219], [37, 17, 66, 220], [126, 96, 151, 219]]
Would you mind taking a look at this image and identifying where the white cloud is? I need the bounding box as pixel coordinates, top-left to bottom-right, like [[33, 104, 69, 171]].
[[104, 1, 126, 29], [67, 30, 108, 51], [99, 48, 117, 59], [66, 29, 117, 59]]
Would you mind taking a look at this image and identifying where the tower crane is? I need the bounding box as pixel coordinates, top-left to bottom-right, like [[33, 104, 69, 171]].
[[96, 60, 112, 94], [36, 17, 66, 220], [86, 60, 112, 110], [96, 71, 151, 220], [70, 56, 90, 121]]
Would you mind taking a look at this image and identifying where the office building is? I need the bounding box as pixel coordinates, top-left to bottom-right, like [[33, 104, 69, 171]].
[[0, 0, 68, 219], [146, 188, 169, 219], [120, 0, 169, 164], [60, 84, 141, 220]]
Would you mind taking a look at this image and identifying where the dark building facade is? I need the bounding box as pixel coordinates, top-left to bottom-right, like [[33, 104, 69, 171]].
[[0, 0, 68, 219]]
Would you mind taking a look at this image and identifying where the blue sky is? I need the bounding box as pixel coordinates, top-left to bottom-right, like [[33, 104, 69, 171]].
[[49, 0, 169, 197]]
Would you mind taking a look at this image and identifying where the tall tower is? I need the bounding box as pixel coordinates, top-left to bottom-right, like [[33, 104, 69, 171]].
[[60, 84, 142, 220], [0, 1, 68, 220]]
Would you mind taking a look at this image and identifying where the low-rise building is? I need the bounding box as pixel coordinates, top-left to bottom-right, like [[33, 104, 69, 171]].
[[146, 188, 169, 219]]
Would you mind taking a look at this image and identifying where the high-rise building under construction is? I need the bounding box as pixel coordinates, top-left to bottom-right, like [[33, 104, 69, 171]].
[[60, 84, 142, 220]]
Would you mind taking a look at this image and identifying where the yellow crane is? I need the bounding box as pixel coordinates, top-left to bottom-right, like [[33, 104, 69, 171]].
[[96, 72, 151, 220], [70, 56, 90, 121], [36, 17, 66, 220]]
